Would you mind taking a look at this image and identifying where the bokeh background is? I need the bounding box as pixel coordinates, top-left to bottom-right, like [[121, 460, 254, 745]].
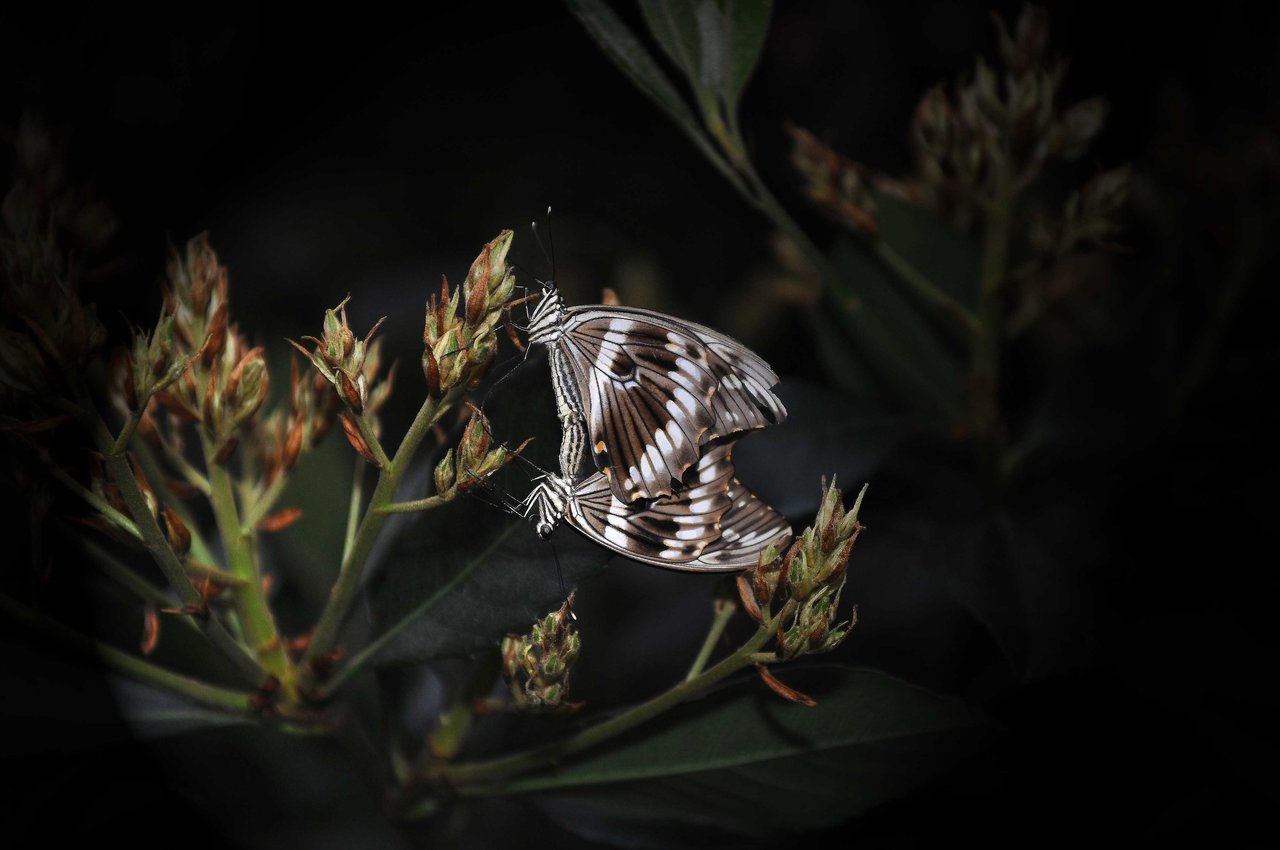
[[4, 2, 1278, 846]]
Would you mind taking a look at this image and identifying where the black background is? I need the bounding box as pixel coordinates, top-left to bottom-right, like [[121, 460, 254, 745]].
[[4, 3, 1279, 847]]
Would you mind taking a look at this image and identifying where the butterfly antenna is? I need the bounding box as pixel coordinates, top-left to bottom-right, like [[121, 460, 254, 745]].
[[550, 540, 569, 603], [531, 206, 556, 286]]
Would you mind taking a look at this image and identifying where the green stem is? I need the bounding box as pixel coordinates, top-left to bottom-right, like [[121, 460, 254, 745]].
[[201, 431, 294, 691], [111, 408, 144, 455], [78, 536, 199, 633], [158, 432, 212, 495], [379, 494, 451, 514], [971, 167, 1014, 478], [356, 412, 392, 470], [38, 449, 141, 541], [0, 592, 254, 714], [302, 386, 465, 677], [414, 601, 795, 796], [342, 455, 366, 562], [129, 439, 217, 564], [242, 473, 288, 530], [684, 598, 738, 682], [869, 239, 980, 343]]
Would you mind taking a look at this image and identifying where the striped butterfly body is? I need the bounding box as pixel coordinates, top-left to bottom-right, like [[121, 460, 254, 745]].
[[527, 284, 786, 503], [522, 441, 791, 572]]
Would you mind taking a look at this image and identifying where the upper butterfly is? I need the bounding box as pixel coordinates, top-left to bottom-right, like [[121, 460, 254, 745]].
[[526, 280, 786, 503]]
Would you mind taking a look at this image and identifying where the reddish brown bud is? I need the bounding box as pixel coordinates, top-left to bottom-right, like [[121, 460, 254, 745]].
[[282, 414, 305, 471], [340, 413, 379, 464], [161, 505, 191, 556], [337, 370, 364, 413], [756, 665, 817, 707], [424, 347, 442, 399], [466, 274, 487, 325], [736, 575, 763, 622], [257, 507, 303, 533], [202, 302, 229, 363], [141, 605, 160, 656], [212, 437, 239, 465]]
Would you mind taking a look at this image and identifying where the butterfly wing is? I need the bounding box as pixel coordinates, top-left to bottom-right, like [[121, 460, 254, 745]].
[[565, 441, 735, 569], [694, 474, 793, 569], [561, 305, 787, 502], [559, 309, 720, 501]]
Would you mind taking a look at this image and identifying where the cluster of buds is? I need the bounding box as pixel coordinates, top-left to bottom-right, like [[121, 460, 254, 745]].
[[875, 6, 1107, 227], [253, 354, 339, 485], [165, 234, 229, 367], [109, 307, 196, 417], [788, 125, 880, 238], [292, 297, 391, 417], [740, 480, 864, 661], [500, 594, 581, 713], [1029, 166, 1132, 258], [422, 231, 517, 399], [432, 408, 529, 500]]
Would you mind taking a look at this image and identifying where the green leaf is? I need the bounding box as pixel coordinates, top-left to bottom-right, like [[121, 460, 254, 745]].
[[365, 499, 613, 667], [693, 0, 726, 94], [513, 667, 991, 833], [113, 679, 254, 740], [718, 0, 771, 106], [638, 0, 702, 83], [566, 0, 711, 156], [873, 191, 981, 308], [829, 238, 969, 426]]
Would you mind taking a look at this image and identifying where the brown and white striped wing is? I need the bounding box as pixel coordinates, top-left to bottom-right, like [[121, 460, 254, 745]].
[[562, 305, 787, 503], [560, 309, 719, 502], [565, 442, 735, 570], [694, 476, 793, 569]]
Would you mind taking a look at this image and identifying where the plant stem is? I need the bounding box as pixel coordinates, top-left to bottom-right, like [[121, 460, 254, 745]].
[[414, 601, 794, 796], [110, 408, 144, 455], [971, 166, 1014, 480], [0, 592, 254, 714], [78, 536, 199, 632], [158, 431, 212, 495], [378, 494, 451, 514], [302, 386, 465, 677], [868, 239, 979, 343], [38, 449, 142, 541], [684, 598, 737, 682], [342, 455, 365, 562], [129, 440, 217, 564], [356, 412, 392, 470], [243, 473, 288, 530], [200, 431, 294, 692]]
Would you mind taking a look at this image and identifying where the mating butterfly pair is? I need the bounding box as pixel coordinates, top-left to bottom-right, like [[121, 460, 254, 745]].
[[514, 278, 791, 571]]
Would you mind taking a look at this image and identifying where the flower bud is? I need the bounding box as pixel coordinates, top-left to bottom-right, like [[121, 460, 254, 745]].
[[434, 448, 456, 495]]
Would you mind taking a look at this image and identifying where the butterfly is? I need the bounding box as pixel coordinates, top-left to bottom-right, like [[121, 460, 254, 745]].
[[517, 440, 792, 572], [525, 281, 787, 505]]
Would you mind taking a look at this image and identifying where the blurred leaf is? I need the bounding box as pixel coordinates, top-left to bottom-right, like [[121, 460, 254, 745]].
[[111, 678, 253, 740], [639, 1, 702, 83], [366, 499, 612, 667], [692, 1, 726, 95], [718, 0, 771, 106], [567, 0, 716, 160], [830, 238, 969, 425], [516, 666, 991, 836], [874, 192, 980, 308], [732, 381, 909, 518]]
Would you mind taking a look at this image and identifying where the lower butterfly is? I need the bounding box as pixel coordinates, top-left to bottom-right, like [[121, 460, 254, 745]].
[[517, 441, 791, 572]]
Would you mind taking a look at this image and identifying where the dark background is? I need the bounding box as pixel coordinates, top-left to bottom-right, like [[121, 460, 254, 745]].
[[3, 2, 1278, 847]]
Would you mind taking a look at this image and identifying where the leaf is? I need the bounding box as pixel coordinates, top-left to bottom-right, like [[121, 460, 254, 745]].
[[873, 192, 980, 308], [692, 0, 726, 94], [829, 238, 969, 426], [364, 488, 613, 667], [730, 381, 910, 518], [566, 0, 710, 156], [718, 0, 772, 105], [639, 0, 702, 83], [110, 678, 253, 740], [517, 667, 991, 836]]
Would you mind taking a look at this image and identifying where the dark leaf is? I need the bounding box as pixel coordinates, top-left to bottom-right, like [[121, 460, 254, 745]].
[[731, 381, 909, 518], [639, 0, 702, 83], [518, 666, 991, 836], [365, 487, 612, 667], [873, 192, 980, 308], [830, 238, 969, 425], [719, 0, 771, 106]]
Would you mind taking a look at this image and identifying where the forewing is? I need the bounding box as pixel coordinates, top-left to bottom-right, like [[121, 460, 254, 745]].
[[561, 310, 719, 501], [572, 305, 786, 448], [566, 442, 736, 569]]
